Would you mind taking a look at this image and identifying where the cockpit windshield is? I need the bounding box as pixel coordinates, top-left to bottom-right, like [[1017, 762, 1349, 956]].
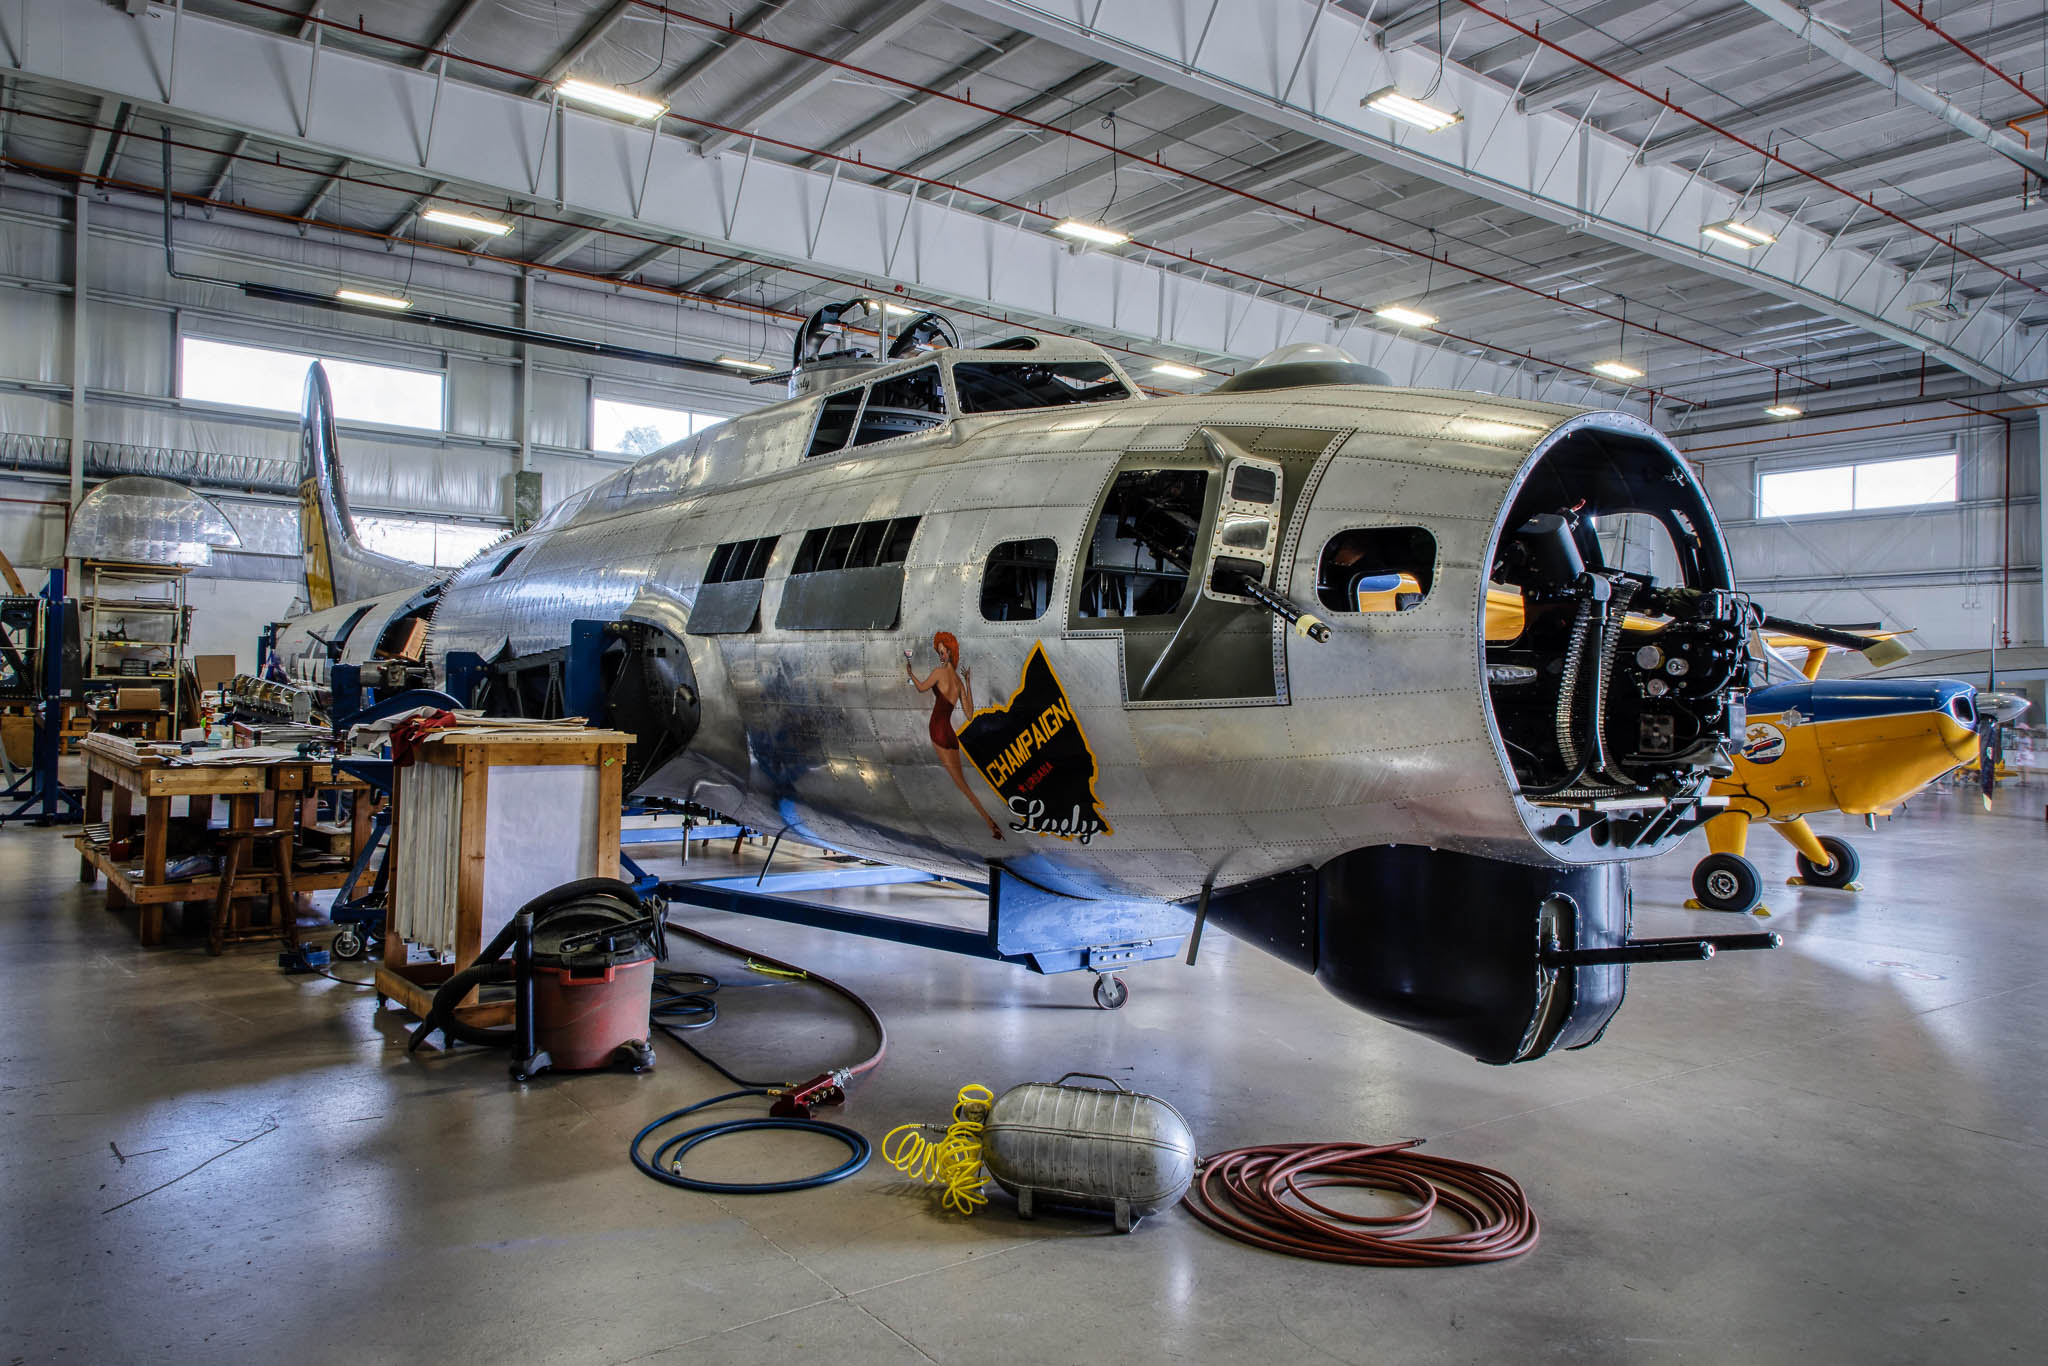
[[952, 360, 1132, 413]]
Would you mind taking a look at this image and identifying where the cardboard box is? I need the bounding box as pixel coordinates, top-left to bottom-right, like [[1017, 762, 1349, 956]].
[[114, 686, 164, 711], [1, 713, 30, 767], [192, 654, 237, 691], [376, 617, 429, 661]]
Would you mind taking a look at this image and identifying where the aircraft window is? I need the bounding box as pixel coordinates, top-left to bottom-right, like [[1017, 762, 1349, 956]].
[[818, 523, 859, 572], [1230, 465, 1278, 504], [488, 545, 523, 579], [878, 516, 919, 564], [806, 388, 864, 458], [791, 517, 919, 576], [952, 361, 1132, 414], [692, 534, 779, 635], [981, 538, 1059, 622], [705, 535, 777, 584], [1078, 469, 1210, 618], [778, 516, 921, 631], [851, 366, 944, 447], [1317, 528, 1438, 613]]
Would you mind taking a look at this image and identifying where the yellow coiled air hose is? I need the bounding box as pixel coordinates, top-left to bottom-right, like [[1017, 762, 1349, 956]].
[[881, 1084, 994, 1214]]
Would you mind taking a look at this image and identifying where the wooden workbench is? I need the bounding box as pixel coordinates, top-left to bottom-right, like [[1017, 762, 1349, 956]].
[[73, 734, 372, 946], [377, 727, 632, 1032]]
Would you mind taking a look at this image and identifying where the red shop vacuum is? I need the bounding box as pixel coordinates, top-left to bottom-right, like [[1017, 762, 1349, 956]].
[[407, 877, 661, 1082]]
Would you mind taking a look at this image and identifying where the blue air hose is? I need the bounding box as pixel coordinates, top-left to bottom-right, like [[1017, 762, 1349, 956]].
[[629, 1089, 872, 1194]]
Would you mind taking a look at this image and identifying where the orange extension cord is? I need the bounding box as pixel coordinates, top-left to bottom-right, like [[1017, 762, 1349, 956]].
[[1182, 1140, 1540, 1266]]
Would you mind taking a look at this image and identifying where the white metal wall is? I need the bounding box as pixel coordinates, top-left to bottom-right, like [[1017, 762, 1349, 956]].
[[0, 179, 786, 662], [0, 179, 777, 557], [1687, 406, 2044, 651]]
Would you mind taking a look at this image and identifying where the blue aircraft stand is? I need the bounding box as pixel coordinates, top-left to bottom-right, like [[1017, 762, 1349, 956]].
[[452, 620, 1189, 1006], [651, 860, 1189, 998], [1, 570, 80, 829]]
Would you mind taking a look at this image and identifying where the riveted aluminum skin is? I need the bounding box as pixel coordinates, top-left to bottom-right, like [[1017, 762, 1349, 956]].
[[288, 336, 1734, 903], [980, 1079, 1197, 1232]]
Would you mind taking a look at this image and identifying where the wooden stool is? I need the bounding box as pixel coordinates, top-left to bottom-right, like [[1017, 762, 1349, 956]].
[[209, 827, 301, 957]]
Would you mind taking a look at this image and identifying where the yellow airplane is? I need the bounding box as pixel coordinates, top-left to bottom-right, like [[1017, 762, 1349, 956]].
[[1687, 672, 1984, 913]]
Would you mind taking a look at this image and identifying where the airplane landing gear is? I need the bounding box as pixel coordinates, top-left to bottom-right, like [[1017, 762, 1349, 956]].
[[1692, 853, 1763, 914], [1794, 835, 1860, 890]]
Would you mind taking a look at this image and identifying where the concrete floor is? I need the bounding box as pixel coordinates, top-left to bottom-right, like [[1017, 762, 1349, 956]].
[[3, 786, 2044, 1364]]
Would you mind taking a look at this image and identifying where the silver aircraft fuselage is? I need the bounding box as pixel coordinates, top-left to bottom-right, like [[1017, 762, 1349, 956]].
[[284, 336, 1739, 906]]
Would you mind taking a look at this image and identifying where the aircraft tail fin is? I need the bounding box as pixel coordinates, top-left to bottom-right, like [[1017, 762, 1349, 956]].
[[298, 363, 437, 610]]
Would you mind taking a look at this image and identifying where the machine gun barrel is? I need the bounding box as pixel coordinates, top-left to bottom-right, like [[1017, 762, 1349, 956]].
[[1230, 575, 1332, 643]]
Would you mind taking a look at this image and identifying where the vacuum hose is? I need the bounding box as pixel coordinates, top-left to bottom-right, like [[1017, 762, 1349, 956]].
[[406, 877, 648, 1054]]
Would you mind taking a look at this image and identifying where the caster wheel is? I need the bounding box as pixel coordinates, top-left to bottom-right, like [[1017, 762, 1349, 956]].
[[1092, 973, 1128, 1010], [329, 927, 365, 961], [1795, 835, 1860, 889], [1693, 853, 1762, 914]]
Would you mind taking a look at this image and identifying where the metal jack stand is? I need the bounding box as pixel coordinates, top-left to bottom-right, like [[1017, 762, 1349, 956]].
[[1, 570, 81, 828], [656, 862, 1189, 1010]]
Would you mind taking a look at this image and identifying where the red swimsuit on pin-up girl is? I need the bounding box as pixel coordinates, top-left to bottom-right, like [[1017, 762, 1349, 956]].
[[906, 631, 1001, 839]]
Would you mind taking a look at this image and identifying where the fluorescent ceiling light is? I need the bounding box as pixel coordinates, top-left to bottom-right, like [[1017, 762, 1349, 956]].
[[1361, 87, 1462, 132], [1908, 298, 1967, 322], [1150, 362, 1205, 380], [1592, 360, 1643, 381], [335, 287, 412, 310], [716, 355, 774, 373], [1051, 219, 1130, 246], [1454, 417, 1544, 441], [1374, 305, 1438, 328], [1702, 219, 1774, 248], [871, 301, 917, 317], [421, 207, 513, 237], [555, 78, 667, 121], [1764, 404, 1803, 418]]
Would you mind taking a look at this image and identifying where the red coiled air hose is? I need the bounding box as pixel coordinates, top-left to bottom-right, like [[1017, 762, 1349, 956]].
[[1183, 1140, 1539, 1266]]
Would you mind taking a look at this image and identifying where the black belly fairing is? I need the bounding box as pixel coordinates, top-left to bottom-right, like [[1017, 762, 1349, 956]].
[[1198, 846, 1632, 1064]]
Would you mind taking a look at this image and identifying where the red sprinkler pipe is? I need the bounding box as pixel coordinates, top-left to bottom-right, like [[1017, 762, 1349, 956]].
[[1452, 0, 2048, 301], [216, 0, 1820, 396], [3, 108, 1693, 403], [1886, 0, 2041, 108], [1675, 397, 2048, 455]]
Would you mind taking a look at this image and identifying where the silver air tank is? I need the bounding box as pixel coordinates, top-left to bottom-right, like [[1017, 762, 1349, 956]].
[[979, 1075, 1196, 1232]]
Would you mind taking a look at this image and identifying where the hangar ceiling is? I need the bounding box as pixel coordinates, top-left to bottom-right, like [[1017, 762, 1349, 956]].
[[3, 0, 2044, 427]]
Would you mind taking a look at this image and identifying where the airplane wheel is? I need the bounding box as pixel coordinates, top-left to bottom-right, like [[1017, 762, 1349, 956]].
[[1092, 973, 1128, 1010], [1693, 854, 1762, 914], [1795, 836, 1860, 890]]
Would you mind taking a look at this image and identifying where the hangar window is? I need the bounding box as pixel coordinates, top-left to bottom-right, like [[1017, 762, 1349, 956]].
[[591, 397, 725, 457], [778, 517, 921, 631], [1758, 453, 1956, 518], [1317, 528, 1437, 613], [690, 535, 779, 636], [1078, 469, 1209, 618], [953, 360, 1132, 413], [356, 516, 505, 568], [179, 336, 443, 430], [981, 538, 1059, 622]]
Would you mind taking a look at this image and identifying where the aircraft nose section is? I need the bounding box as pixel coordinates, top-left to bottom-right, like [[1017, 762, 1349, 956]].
[[1980, 690, 2030, 726]]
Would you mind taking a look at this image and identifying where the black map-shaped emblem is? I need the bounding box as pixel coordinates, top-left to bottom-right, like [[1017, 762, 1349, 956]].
[[958, 643, 1113, 844]]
